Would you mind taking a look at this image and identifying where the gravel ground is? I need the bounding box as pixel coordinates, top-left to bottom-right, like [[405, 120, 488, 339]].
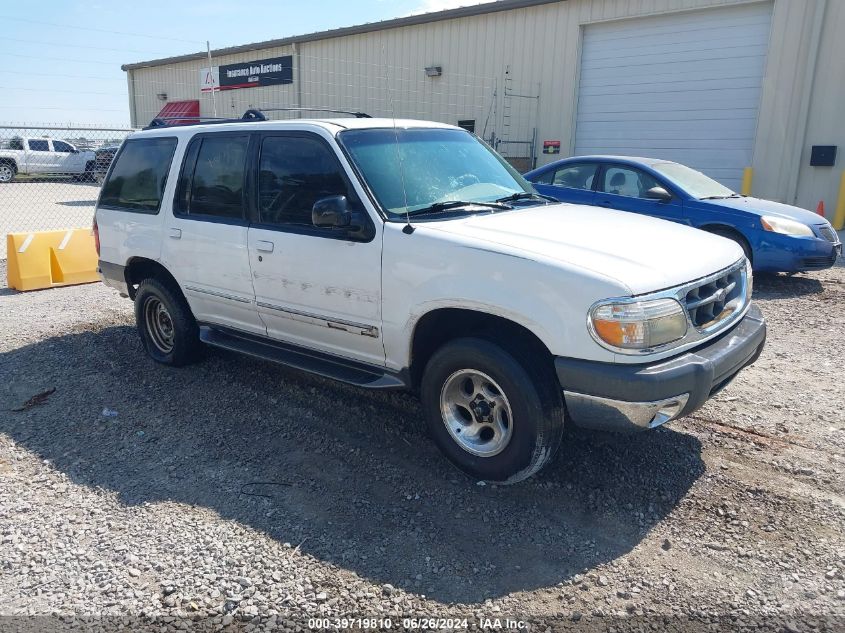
[[1, 257, 844, 632]]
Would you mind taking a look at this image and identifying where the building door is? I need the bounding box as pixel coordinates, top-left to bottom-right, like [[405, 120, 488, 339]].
[[574, 2, 773, 192]]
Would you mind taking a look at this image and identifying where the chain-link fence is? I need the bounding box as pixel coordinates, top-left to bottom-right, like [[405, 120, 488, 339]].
[[1, 48, 544, 261], [0, 125, 136, 259]]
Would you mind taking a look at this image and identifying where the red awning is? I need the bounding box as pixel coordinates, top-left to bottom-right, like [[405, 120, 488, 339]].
[[155, 100, 200, 125]]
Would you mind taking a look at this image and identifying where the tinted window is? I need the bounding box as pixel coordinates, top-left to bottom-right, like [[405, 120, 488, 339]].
[[53, 141, 73, 153], [551, 163, 597, 190], [182, 135, 248, 219], [457, 120, 475, 133], [258, 136, 352, 227], [601, 166, 661, 199], [99, 137, 177, 213], [28, 140, 49, 151]]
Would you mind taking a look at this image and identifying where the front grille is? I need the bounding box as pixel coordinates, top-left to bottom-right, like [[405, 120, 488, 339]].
[[817, 225, 838, 243], [800, 254, 837, 270], [683, 265, 746, 330]]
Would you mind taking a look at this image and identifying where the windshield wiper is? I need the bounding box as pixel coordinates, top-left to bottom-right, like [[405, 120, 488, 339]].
[[496, 191, 557, 204], [406, 200, 512, 217], [700, 194, 742, 200]]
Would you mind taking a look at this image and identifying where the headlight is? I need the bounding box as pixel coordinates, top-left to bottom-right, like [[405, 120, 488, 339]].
[[760, 215, 813, 237], [589, 298, 688, 352]]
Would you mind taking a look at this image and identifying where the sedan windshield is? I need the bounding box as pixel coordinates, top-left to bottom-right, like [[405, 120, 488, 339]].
[[338, 128, 532, 217], [652, 162, 737, 200]]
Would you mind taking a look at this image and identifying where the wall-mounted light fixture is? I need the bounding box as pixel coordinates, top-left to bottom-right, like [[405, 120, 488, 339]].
[[156, 92, 168, 101], [424, 66, 442, 77]]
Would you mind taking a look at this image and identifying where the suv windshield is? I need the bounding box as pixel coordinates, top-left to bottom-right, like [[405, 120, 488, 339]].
[[338, 128, 532, 217], [652, 162, 737, 200]]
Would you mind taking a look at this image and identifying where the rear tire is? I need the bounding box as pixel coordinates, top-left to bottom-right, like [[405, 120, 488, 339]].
[[134, 277, 202, 366], [420, 337, 564, 483]]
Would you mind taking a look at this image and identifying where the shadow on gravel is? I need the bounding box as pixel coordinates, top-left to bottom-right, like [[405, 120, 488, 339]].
[[752, 272, 823, 299], [0, 326, 704, 604]]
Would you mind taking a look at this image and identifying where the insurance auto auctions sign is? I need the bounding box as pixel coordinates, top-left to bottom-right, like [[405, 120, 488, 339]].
[[199, 55, 293, 92]]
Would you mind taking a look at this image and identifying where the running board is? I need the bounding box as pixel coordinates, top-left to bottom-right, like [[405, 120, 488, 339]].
[[199, 325, 408, 390]]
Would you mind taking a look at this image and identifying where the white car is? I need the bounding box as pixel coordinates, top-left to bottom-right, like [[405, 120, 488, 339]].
[[95, 112, 766, 483], [0, 137, 96, 182]]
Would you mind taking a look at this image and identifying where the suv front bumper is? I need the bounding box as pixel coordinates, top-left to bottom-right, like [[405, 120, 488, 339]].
[[555, 304, 766, 432]]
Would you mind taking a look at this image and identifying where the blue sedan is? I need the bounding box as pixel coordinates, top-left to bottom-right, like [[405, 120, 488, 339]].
[[524, 156, 842, 273]]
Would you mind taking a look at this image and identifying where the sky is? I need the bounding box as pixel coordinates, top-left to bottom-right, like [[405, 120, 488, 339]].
[[0, 0, 495, 128]]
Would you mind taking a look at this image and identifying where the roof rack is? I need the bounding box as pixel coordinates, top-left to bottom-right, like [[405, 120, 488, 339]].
[[143, 106, 371, 130], [257, 107, 371, 118], [143, 109, 267, 130]]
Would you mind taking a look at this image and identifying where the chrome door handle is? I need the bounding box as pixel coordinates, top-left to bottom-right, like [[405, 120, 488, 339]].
[[168, 228, 182, 239], [256, 240, 274, 253]]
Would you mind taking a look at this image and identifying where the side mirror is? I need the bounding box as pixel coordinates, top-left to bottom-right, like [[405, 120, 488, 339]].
[[312, 195, 352, 228], [645, 186, 672, 202]]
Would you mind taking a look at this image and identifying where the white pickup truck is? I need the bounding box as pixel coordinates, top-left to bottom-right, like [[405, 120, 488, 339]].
[[0, 137, 96, 182], [95, 113, 766, 483]]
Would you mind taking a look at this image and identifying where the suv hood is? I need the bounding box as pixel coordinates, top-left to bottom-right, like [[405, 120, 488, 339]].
[[425, 203, 743, 295]]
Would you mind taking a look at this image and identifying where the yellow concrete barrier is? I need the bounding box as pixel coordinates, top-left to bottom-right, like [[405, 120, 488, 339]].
[[741, 167, 753, 196], [6, 229, 99, 291], [833, 170, 845, 231]]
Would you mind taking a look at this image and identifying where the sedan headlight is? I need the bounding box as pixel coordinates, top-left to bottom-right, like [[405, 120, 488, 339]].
[[589, 298, 688, 352], [760, 215, 814, 237]]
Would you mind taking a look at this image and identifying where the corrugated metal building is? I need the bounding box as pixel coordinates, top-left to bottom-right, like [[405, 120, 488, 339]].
[[122, 0, 844, 217]]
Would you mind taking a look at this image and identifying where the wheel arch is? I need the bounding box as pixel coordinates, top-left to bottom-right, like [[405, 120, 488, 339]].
[[408, 307, 555, 389], [698, 223, 753, 262], [123, 257, 181, 300], [0, 157, 18, 173]]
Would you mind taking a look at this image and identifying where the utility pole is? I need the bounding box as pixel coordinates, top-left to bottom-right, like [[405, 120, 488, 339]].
[[207, 41, 218, 117]]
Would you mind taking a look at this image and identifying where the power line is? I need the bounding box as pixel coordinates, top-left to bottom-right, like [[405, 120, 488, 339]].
[[0, 15, 204, 44], [0, 69, 123, 82], [3, 52, 121, 66], [0, 85, 125, 97], [1, 35, 166, 55]]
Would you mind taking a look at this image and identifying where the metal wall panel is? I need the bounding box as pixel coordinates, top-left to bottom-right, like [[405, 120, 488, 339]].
[[126, 0, 840, 210]]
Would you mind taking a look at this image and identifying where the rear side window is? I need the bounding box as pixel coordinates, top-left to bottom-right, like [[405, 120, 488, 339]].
[[28, 140, 49, 151], [175, 135, 249, 220], [99, 137, 177, 213], [551, 163, 597, 190]]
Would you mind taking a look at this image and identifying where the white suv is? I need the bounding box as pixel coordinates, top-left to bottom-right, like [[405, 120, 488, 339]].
[[95, 112, 766, 483]]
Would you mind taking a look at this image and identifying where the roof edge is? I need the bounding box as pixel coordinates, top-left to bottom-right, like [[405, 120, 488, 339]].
[[122, 0, 562, 71]]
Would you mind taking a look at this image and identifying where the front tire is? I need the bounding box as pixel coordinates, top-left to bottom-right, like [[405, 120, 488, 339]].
[[134, 278, 202, 366], [420, 337, 564, 483], [0, 163, 15, 183]]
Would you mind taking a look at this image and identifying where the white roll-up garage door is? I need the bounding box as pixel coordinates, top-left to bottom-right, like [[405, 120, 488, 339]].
[[574, 2, 772, 191]]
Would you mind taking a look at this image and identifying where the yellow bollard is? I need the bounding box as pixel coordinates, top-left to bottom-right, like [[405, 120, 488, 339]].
[[833, 170, 845, 230], [741, 167, 753, 196]]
